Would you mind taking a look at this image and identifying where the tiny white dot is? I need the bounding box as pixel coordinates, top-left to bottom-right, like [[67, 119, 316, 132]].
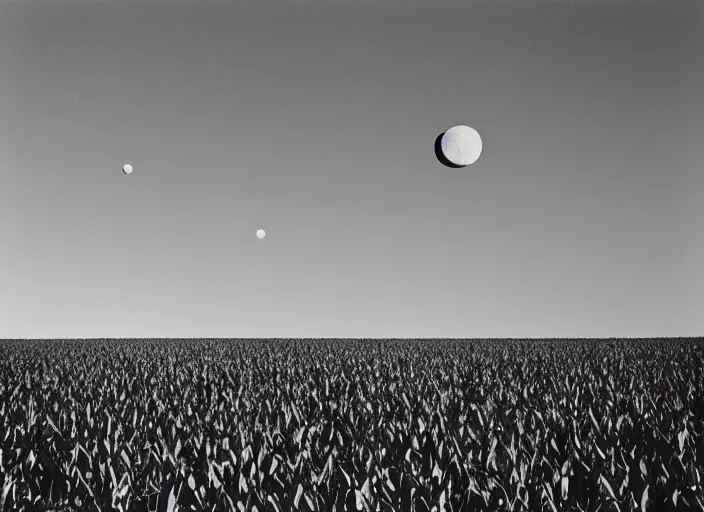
[[256, 229, 266, 239], [122, 163, 133, 175]]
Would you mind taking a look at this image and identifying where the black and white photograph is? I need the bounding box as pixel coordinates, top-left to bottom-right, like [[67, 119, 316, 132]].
[[1, 0, 703, 509]]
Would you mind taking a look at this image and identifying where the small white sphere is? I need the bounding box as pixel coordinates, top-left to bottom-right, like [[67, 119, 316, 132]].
[[122, 163, 133, 175], [441, 125, 482, 166], [256, 229, 266, 239]]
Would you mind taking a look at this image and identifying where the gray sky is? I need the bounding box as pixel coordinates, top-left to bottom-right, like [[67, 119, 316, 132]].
[[1, 0, 702, 339]]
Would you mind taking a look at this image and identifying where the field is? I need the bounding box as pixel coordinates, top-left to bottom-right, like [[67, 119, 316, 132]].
[[1, 338, 703, 511]]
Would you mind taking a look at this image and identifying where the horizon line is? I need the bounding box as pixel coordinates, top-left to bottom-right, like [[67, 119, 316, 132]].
[[3, 336, 702, 341]]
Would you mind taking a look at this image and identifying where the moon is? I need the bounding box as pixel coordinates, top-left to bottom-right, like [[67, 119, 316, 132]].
[[122, 163, 133, 175], [436, 125, 482, 167], [256, 229, 266, 239]]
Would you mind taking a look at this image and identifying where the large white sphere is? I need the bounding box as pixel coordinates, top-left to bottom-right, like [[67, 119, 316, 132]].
[[256, 229, 266, 239], [122, 163, 133, 175], [441, 125, 482, 166]]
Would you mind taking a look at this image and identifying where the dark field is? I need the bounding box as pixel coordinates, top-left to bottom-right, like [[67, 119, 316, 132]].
[[1, 338, 703, 511]]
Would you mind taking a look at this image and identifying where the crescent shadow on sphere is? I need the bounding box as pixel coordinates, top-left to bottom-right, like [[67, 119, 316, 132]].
[[434, 132, 465, 169]]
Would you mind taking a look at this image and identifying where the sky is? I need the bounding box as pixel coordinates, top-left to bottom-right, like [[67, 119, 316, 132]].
[[0, 0, 702, 339]]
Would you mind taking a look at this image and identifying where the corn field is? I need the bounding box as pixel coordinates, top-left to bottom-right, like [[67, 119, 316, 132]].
[[1, 338, 703, 511]]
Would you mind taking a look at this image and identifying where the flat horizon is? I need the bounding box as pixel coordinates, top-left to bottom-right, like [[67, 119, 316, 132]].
[[4, 336, 702, 341]]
